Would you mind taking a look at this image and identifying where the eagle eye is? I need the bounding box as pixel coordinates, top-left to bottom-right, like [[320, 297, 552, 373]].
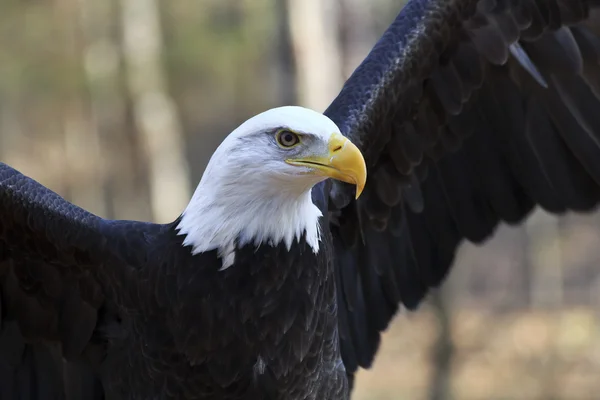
[[276, 130, 300, 148]]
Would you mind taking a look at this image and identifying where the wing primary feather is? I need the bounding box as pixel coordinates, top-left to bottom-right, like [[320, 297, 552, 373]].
[[509, 42, 548, 87], [327, 0, 600, 390]]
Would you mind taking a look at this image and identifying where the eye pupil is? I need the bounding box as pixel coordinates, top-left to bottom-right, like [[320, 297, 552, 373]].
[[278, 130, 299, 147]]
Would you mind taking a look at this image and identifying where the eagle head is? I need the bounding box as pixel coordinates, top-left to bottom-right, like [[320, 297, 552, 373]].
[[177, 106, 367, 269]]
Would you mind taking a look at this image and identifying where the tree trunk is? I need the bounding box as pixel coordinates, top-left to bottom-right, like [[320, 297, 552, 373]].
[[120, 0, 191, 223], [287, 0, 343, 111], [77, 0, 153, 221], [527, 210, 564, 308], [54, 0, 107, 217], [428, 287, 454, 400], [275, 0, 297, 105], [338, 0, 376, 78]]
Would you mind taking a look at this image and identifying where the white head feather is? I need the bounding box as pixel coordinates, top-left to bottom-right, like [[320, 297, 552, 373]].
[[176, 106, 342, 269]]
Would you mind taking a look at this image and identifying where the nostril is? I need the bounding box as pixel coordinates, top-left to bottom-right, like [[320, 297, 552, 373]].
[[332, 145, 342, 152]]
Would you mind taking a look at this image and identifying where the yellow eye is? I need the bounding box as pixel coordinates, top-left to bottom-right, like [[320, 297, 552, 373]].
[[276, 130, 300, 148]]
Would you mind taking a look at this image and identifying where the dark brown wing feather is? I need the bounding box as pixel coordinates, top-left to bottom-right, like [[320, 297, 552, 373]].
[[323, 0, 600, 378], [0, 163, 143, 399]]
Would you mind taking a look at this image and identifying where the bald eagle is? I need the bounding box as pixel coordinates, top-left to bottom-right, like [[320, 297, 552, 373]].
[[2, 0, 600, 398]]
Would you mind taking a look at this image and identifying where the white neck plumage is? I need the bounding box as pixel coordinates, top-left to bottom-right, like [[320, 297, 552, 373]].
[[176, 176, 322, 270]]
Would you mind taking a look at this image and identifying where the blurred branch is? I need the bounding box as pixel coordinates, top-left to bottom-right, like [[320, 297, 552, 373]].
[[121, 0, 190, 222]]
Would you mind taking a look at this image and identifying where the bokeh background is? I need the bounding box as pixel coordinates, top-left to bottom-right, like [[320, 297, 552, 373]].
[[1, 0, 600, 399]]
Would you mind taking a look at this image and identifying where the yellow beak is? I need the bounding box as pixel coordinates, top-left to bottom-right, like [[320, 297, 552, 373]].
[[286, 132, 367, 199]]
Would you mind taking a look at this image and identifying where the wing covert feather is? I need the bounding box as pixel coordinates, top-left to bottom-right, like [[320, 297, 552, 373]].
[[0, 163, 128, 399]]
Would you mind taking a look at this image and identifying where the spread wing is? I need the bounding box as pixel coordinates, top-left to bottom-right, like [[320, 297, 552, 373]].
[[0, 163, 147, 399], [323, 0, 600, 380]]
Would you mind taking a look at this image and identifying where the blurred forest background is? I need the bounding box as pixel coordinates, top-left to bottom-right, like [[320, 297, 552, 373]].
[[1, 0, 600, 399]]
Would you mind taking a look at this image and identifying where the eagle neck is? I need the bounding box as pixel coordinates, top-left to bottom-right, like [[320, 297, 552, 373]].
[[176, 176, 323, 270]]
